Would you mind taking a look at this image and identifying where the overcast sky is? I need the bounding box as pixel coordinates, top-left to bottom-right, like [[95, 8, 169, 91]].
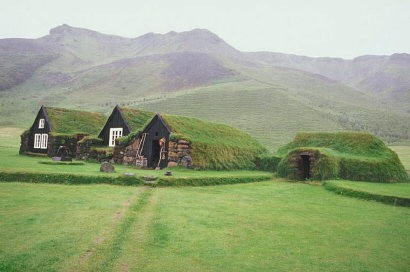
[[1, 0, 409, 58]]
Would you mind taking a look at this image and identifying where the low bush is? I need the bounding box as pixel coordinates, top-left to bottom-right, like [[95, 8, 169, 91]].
[[323, 181, 410, 207]]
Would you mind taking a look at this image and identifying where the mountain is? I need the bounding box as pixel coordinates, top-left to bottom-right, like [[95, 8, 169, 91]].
[[246, 52, 410, 108], [0, 24, 408, 150]]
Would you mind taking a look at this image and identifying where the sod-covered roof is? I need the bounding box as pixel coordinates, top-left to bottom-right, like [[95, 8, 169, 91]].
[[119, 107, 155, 132], [161, 114, 267, 169], [277, 132, 408, 182], [278, 132, 391, 158], [45, 107, 106, 135]]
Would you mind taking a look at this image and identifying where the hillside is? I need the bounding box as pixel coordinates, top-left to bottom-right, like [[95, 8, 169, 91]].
[[246, 52, 410, 110], [0, 24, 409, 151]]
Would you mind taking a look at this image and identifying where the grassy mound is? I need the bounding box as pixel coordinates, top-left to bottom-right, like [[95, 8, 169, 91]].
[[162, 114, 267, 169], [277, 132, 408, 182], [45, 107, 106, 135]]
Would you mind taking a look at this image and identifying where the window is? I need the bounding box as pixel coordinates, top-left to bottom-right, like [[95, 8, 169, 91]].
[[39, 119, 45, 129], [41, 134, 48, 149], [34, 134, 41, 149], [34, 133, 48, 149], [109, 128, 123, 147]]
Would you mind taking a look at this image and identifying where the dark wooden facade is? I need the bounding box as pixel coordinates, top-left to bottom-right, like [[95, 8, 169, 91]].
[[98, 105, 131, 146], [140, 114, 171, 169], [28, 106, 51, 154]]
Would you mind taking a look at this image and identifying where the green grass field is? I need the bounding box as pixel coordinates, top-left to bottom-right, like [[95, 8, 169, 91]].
[[0, 181, 409, 272], [1, 127, 410, 271]]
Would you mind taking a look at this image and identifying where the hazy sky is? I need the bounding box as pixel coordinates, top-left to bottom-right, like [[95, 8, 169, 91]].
[[1, 0, 409, 58]]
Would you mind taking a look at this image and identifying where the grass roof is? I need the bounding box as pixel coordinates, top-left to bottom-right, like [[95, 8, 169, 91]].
[[119, 107, 155, 132], [45, 107, 106, 135], [161, 114, 267, 169], [276, 132, 408, 182], [277, 132, 391, 158]]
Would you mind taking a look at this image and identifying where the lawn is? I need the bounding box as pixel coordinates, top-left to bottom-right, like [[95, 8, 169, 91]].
[[0, 181, 409, 271], [0, 127, 409, 271]]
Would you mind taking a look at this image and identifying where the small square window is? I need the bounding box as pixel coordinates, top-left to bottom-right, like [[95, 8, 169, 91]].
[[39, 119, 45, 129]]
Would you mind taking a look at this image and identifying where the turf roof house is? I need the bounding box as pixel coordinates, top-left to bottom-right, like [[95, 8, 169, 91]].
[[20, 106, 106, 157], [98, 105, 154, 147], [276, 132, 408, 182], [113, 113, 267, 170], [76, 106, 154, 160]]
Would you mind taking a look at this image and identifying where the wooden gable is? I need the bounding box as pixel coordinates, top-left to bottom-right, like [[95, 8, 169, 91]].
[[98, 105, 132, 146]]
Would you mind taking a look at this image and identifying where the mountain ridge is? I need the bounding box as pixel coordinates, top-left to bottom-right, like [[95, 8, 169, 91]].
[[0, 24, 408, 149]]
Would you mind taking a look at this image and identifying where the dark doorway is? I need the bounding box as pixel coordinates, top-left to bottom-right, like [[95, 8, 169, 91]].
[[151, 140, 160, 168], [300, 155, 310, 179]]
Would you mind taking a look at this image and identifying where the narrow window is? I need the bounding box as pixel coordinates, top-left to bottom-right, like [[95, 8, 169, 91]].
[[34, 134, 41, 149], [41, 134, 48, 149], [39, 119, 45, 129], [109, 128, 123, 147]]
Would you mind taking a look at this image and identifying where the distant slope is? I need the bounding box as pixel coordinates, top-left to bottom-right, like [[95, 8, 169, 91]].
[[0, 24, 408, 150], [246, 52, 410, 111]]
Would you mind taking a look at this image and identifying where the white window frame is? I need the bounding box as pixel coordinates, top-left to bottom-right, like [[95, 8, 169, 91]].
[[41, 134, 48, 149], [34, 133, 48, 149], [34, 134, 41, 149], [109, 128, 123, 147], [39, 119, 45, 129]]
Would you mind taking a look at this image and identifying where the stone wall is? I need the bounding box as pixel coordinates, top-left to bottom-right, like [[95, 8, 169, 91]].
[[113, 138, 140, 165], [288, 150, 318, 180], [47, 135, 77, 157], [113, 137, 193, 168], [76, 137, 113, 162], [168, 139, 192, 168]]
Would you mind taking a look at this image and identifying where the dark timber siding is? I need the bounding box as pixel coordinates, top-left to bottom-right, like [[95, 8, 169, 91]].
[[28, 107, 51, 154], [141, 115, 171, 169], [99, 106, 131, 146]]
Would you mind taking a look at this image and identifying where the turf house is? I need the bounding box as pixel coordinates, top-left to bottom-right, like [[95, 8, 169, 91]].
[[98, 105, 154, 147], [20, 106, 106, 158], [276, 132, 407, 182], [113, 113, 267, 170], [77, 106, 154, 160]]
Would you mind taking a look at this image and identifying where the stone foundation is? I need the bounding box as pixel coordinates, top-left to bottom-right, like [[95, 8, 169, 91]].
[[168, 139, 192, 168], [113, 137, 193, 168]]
